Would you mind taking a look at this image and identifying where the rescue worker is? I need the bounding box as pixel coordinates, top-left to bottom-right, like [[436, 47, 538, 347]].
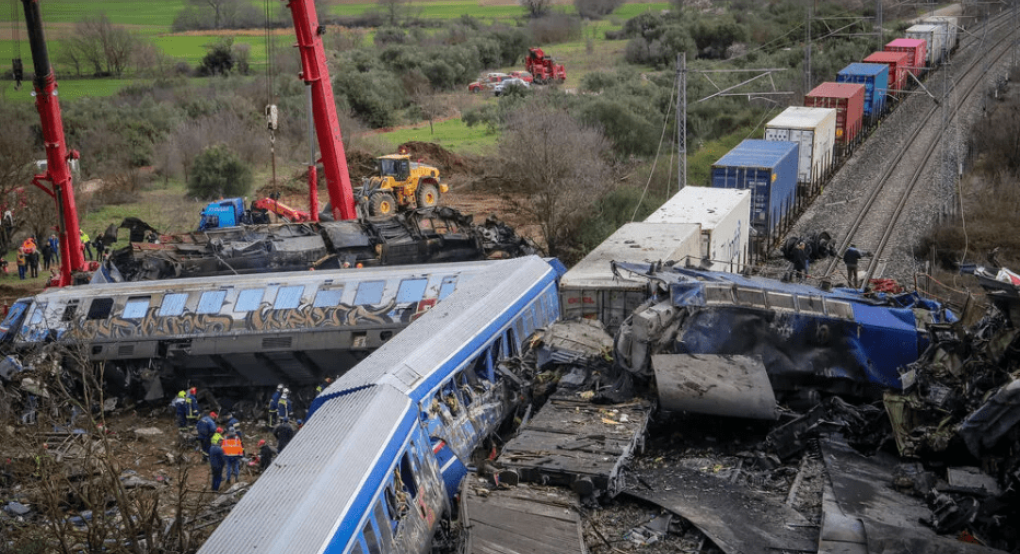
[[258, 439, 276, 472], [222, 429, 243, 484], [274, 418, 295, 453], [209, 437, 226, 491], [791, 241, 810, 282], [267, 384, 283, 427], [843, 244, 871, 289], [80, 229, 93, 261], [211, 426, 224, 448], [196, 411, 217, 455], [277, 389, 292, 423], [185, 387, 200, 426], [172, 391, 188, 429], [224, 413, 242, 438], [16, 247, 26, 280], [316, 377, 333, 394]]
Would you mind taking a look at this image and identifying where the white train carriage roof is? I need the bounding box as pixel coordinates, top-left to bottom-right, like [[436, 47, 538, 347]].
[[198, 385, 414, 554], [319, 256, 558, 404]]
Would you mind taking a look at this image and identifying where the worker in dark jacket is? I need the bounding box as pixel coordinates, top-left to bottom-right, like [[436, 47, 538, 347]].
[[274, 419, 295, 453], [277, 389, 292, 424], [843, 245, 870, 289], [267, 384, 283, 427], [196, 411, 218, 455], [185, 387, 200, 426], [258, 439, 277, 472], [791, 242, 810, 282], [209, 437, 226, 491]]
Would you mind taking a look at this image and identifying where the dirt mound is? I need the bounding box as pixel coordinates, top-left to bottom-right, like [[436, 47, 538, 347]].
[[398, 142, 480, 177], [346, 149, 378, 181]]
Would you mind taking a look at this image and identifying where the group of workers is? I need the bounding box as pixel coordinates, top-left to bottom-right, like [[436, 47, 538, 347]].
[[785, 241, 871, 289], [172, 381, 332, 492]]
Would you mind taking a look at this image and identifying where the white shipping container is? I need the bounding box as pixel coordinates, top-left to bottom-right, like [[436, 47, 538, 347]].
[[906, 24, 942, 65], [559, 222, 701, 330], [922, 16, 958, 58], [764, 107, 837, 186], [645, 187, 751, 273]]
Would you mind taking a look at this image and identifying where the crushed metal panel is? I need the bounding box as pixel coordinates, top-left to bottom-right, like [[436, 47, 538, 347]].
[[958, 378, 1020, 458], [536, 319, 614, 367], [819, 437, 1006, 554], [461, 478, 586, 554], [318, 221, 375, 249], [499, 398, 651, 496], [652, 353, 778, 420], [625, 466, 817, 554]]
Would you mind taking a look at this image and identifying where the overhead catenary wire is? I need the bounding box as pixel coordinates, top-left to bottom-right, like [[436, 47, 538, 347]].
[[629, 72, 678, 223]]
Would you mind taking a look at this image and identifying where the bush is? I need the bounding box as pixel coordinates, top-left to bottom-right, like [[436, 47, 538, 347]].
[[574, 0, 624, 19], [187, 144, 253, 200], [197, 39, 235, 76], [529, 14, 583, 44]]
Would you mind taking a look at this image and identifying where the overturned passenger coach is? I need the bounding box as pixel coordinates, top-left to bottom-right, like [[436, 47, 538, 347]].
[[615, 265, 957, 415], [0, 260, 510, 397]]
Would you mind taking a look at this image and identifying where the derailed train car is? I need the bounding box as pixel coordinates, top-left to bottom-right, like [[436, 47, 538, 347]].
[[0, 260, 508, 397], [103, 207, 536, 283], [198, 256, 562, 554], [615, 264, 956, 414]]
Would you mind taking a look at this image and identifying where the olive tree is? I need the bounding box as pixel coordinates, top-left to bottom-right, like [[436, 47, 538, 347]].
[[495, 104, 615, 260]]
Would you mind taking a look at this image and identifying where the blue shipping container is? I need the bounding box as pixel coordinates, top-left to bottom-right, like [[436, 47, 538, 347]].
[[836, 63, 888, 118], [711, 139, 798, 237]]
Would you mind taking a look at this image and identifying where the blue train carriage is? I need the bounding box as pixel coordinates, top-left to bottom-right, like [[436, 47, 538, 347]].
[[836, 63, 889, 121], [711, 139, 798, 252], [0, 260, 502, 393], [655, 266, 955, 397], [198, 256, 563, 554]]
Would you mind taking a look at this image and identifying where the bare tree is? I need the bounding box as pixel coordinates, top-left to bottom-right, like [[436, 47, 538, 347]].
[[0, 109, 38, 252], [58, 15, 139, 76], [495, 105, 615, 258], [377, 0, 413, 26], [520, 0, 551, 18]]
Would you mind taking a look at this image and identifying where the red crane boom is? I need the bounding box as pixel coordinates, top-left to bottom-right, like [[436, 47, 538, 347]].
[[284, 0, 358, 221], [20, 0, 87, 286]]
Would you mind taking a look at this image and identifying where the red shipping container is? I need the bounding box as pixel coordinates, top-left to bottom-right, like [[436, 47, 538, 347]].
[[885, 38, 926, 76], [864, 51, 910, 96], [804, 82, 865, 144]]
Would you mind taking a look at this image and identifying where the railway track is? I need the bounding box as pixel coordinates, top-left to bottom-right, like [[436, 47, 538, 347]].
[[785, 9, 1018, 287]]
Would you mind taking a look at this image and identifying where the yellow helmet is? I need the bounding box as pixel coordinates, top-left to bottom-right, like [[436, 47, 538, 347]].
[[178, 391, 186, 398]]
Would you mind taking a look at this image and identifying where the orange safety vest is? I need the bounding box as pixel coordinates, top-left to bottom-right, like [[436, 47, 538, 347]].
[[222, 436, 243, 457]]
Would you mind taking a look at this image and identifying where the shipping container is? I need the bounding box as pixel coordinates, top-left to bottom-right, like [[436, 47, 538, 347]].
[[804, 82, 865, 146], [711, 139, 798, 240], [885, 38, 926, 76], [906, 24, 943, 66], [559, 221, 701, 330], [863, 51, 910, 96], [922, 15, 959, 55], [645, 187, 751, 272], [836, 63, 888, 118], [764, 106, 836, 196]]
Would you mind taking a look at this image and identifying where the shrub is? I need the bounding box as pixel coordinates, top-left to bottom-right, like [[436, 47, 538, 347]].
[[187, 144, 253, 200], [529, 13, 583, 44], [574, 0, 624, 19]]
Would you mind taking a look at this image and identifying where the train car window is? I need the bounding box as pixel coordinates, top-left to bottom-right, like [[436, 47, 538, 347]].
[[86, 298, 114, 320], [513, 318, 525, 348], [351, 540, 366, 554], [373, 500, 395, 551], [396, 278, 428, 304], [766, 292, 796, 311], [438, 276, 457, 299], [824, 299, 854, 320], [197, 291, 227, 314], [61, 300, 79, 322], [274, 286, 304, 310], [705, 286, 733, 305], [473, 350, 492, 382], [28, 303, 46, 326], [398, 453, 418, 498], [362, 518, 381, 554], [354, 281, 386, 306], [313, 287, 344, 308], [235, 289, 264, 312], [0, 301, 29, 338], [158, 293, 187, 317], [122, 297, 150, 319], [799, 295, 825, 314], [734, 287, 766, 307]]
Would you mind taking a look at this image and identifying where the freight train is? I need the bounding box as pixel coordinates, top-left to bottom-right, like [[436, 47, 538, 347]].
[[197, 256, 562, 554], [711, 16, 960, 255]]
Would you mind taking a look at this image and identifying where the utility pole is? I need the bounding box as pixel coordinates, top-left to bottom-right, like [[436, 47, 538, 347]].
[[676, 52, 687, 192], [804, 6, 812, 93], [876, 0, 883, 50]]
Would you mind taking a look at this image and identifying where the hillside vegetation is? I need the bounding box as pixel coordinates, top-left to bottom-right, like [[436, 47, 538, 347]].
[[0, 0, 921, 263]]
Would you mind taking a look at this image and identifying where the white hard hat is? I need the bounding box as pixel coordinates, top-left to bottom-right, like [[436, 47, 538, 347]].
[[277, 384, 284, 390], [283, 388, 290, 394]]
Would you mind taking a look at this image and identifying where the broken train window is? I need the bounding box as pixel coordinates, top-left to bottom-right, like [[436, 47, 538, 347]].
[[438, 276, 457, 299], [61, 300, 79, 321], [86, 298, 114, 320]]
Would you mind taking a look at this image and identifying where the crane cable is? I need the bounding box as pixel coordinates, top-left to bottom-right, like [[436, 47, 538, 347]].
[[264, 0, 277, 192], [10, 0, 22, 90]]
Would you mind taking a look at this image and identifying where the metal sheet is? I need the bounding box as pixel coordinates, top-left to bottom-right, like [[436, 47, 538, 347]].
[[652, 353, 778, 420], [461, 480, 585, 554]]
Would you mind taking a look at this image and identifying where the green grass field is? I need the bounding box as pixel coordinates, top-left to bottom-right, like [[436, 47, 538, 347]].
[[0, 0, 186, 29], [374, 117, 498, 155], [0, 77, 145, 103]]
